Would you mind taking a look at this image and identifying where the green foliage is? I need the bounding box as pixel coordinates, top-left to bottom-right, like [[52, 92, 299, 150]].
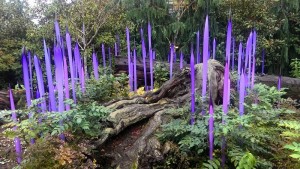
[[290, 58, 300, 78], [201, 159, 221, 169], [154, 63, 169, 88], [284, 142, 300, 161], [158, 118, 207, 155], [15, 136, 96, 169], [157, 83, 298, 168], [79, 72, 129, 102], [2, 99, 111, 142], [280, 119, 300, 161], [237, 152, 256, 169]]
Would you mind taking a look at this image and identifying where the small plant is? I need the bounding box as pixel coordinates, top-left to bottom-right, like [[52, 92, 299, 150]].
[[154, 63, 169, 88], [79, 72, 129, 102], [290, 58, 300, 78]]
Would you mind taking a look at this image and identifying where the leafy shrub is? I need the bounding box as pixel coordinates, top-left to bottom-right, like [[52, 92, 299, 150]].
[[290, 58, 300, 78], [154, 63, 169, 88], [15, 136, 97, 169], [78, 72, 129, 103], [157, 83, 299, 168], [3, 99, 111, 143]]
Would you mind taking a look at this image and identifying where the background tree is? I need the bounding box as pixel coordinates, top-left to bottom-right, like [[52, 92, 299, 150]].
[[0, 0, 32, 89]]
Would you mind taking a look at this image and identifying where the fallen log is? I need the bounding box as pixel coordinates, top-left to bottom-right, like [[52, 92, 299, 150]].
[[93, 60, 225, 168], [256, 75, 300, 99]]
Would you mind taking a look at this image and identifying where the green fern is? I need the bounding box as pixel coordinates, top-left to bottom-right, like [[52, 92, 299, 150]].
[[237, 152, 256, 169], [284, 142, 300, 161], [201, 159, 220, 169]]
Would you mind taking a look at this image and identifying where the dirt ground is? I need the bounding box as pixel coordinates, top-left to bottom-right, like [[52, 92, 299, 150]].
[[0, 126, 17, 169]]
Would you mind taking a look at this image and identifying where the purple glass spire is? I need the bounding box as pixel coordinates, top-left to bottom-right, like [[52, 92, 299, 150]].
[[150, 49, 154, 90], [34, 55, 47, 112], [239, 69, 245, 116], [251, 57, 256, 89], [74, 43, 84, 92], [141, 28, 147, 90], [44, 40, 57, 112], [133, 48, 137, 91], [202, 15, 209, 113], [22, 54, 31, 110], [126, 27, 133, 91], [190, 45, 195, 125], [54, 46, 65, 113], [223, 62, 229, 115], [27, 51, 33, 97], [226, 21, 232, 66], [278, 75, 281, 90], [9, 88, 22, 164], [63, 55, 70, 111], [208, 94, 214, 160], [66, 30, 76, 103], [232, 37, 235, 71], [114, 42, 117, 56], [196, 31, 200, 63], [170, 44, 174, 79], [54, 20, 61, 45], [92, 52, 99, 80], [238, 42, 242, 76], [213, 38, 216, 59]]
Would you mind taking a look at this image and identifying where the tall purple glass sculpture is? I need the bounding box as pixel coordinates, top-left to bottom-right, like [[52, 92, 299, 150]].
[[44, 40, 57, 112], [239, 69, 245, 116], [27, 51, 33, 97], [54, 46, 65, 113], [63, 55, 70, 111], [196, 31, 200, 63], [92, 52, 99, 80], [247, 33, 253, 87], [238, 42, 242, 76], [141, 28, 147, 90], [202, 15, 209, 114], [190, 45, 195, 125], [126, 27, 133, 91], [22, 54, 31, 113], [66, 30, 76, 103], [251, 57, 256, 89], [170, 44, 174, 79], [208, 94, 214, 160], [213, 38, 216, 60], [54, 20, 61, 45], [9, 88, 22, 164], [150, 49, 154, 90], [34, 55, 47, 111], [54, 46, 66, 140], [232, 37, 235, 71], [74, 43, 84, 92], [278, 75, 281, 90], [133, 48, 137, 91]]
